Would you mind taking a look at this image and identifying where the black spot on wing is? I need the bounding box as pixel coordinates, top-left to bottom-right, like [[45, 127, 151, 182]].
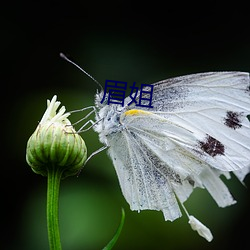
[[199, 135, 225, 157], [224, 111, 243, 130]]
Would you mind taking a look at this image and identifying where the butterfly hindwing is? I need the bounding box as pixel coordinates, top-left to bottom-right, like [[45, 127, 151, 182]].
[[124, 72, 250, 173], [107, 125, 182, 221], [119, 111, 236, 209]]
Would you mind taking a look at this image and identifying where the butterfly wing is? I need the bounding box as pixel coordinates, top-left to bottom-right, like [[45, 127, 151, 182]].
[[107, 124, 182, 221], [106, 72, 249, 220], [125, 72, 250, 173]]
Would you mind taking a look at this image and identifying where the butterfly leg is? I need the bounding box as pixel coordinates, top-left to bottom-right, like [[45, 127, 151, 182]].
[[85, 145, 108, 165], [70, 106, 96, 125], [77, 145, 108, 176], [77, 119, 98, 132], [68, 106, 102, 132]]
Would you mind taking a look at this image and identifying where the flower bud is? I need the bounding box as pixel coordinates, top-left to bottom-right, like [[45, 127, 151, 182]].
[[26, 95, 87, 178]]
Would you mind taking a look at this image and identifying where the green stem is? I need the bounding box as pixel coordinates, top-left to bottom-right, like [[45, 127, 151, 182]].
[[47, 165, 63, 250]]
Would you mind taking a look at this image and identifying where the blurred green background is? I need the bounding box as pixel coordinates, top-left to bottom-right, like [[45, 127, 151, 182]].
[[2, 1, 250, 250]]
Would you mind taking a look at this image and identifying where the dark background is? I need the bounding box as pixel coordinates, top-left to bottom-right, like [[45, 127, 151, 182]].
[[2, 1, 250, 250]]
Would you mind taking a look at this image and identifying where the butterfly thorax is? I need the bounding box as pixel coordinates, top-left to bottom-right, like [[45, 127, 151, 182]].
[[94, 92, 124, 145]]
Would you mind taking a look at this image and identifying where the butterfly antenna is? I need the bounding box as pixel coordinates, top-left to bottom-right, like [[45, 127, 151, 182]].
[[60, 53, 103, 92]]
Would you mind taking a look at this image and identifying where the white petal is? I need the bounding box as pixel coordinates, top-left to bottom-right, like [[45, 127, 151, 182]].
[[40, 95, 71, 125], [40, 95, 58, 123], [188, 215, 213, 242]]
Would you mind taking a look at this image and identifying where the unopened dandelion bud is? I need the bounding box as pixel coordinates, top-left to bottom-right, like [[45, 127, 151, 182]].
[[26, 95, 87, 178]]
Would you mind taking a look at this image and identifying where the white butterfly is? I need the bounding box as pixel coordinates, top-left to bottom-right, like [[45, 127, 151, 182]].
[[89, 72, 250, 241], [61, 53, 250, 242]]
